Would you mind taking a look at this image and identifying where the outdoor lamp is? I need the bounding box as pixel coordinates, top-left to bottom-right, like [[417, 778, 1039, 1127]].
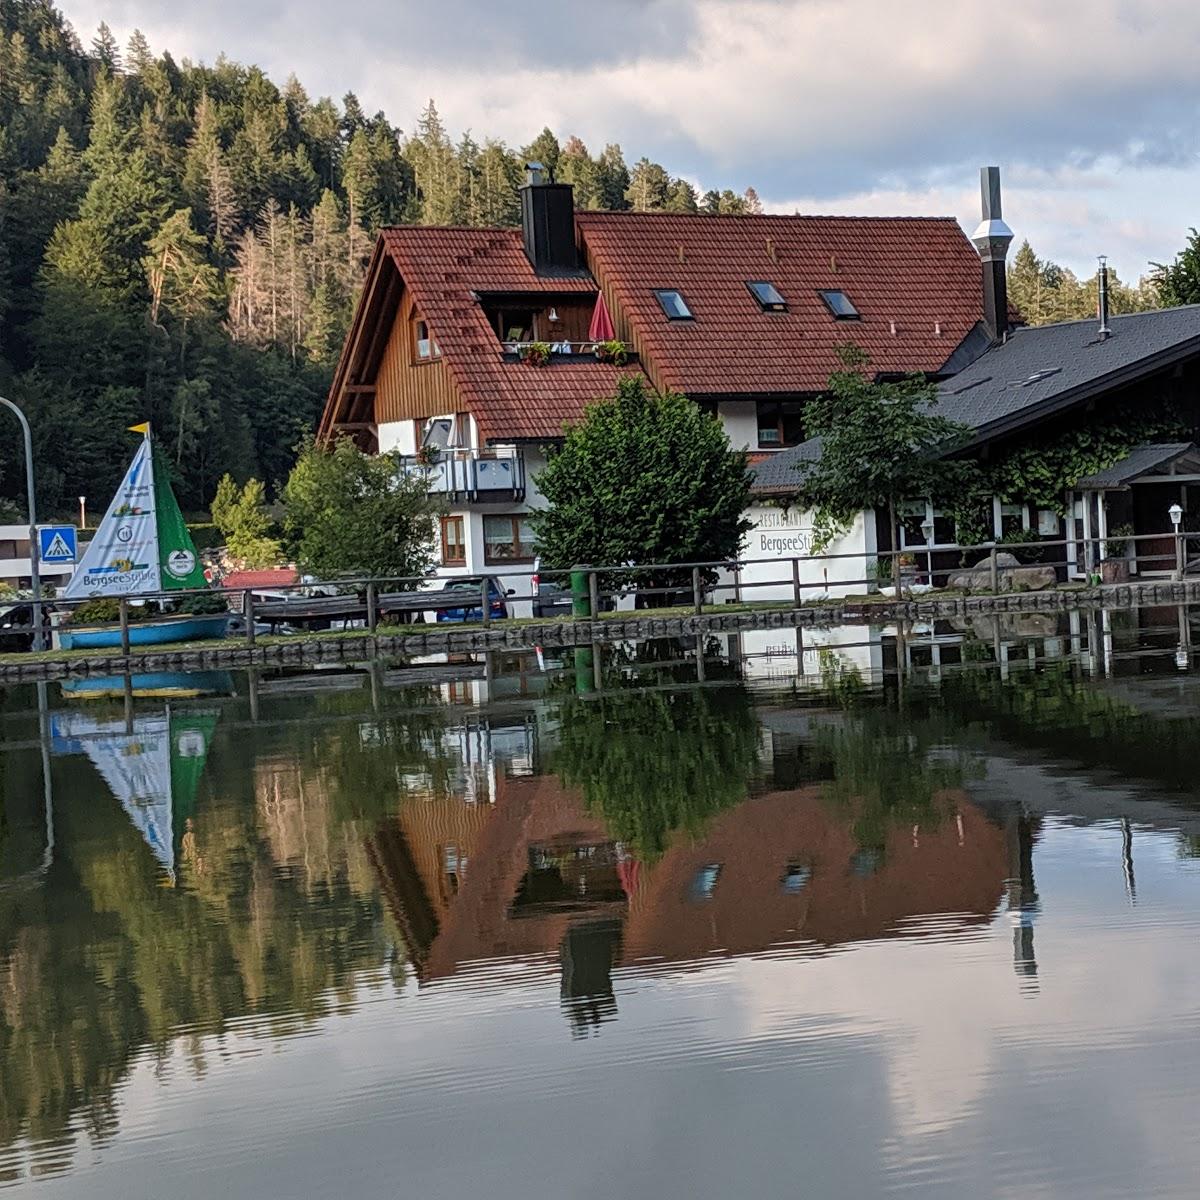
[[1176, 645, 1189, 671], [920, 517, 935, 544], [1170, 503, 1183, 529]]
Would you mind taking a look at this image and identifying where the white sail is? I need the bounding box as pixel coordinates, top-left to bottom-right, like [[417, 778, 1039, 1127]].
[[51, 711, 176, 878], [64, 436, 161, 599]]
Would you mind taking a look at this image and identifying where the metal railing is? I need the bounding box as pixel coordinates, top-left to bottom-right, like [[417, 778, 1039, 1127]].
[[4, 528, 1197, 659]]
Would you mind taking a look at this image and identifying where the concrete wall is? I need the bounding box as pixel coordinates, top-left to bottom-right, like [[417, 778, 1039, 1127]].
[[717, 400, 758, 451], [719, 505, 875, 603]]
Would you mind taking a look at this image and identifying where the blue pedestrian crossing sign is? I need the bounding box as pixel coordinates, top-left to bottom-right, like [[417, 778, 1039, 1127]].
[[38, 525, 77, 565]]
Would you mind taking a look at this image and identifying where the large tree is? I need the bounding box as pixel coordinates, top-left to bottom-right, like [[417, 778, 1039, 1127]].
[[800, 344, 975, 552], [533, 377, 752, 598], [282, 437, 437, 579], [1154, 228, 1200, 307]]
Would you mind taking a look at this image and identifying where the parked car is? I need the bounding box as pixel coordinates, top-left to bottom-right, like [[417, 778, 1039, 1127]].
[[530, 557, 617, 617], [435, 576, 513, 623], [0, 602, 34, 653]]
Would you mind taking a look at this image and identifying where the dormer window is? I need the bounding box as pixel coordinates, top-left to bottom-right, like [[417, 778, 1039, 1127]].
[[747, 281, 787, 312], [654, 289, 693, 321], [414, 318, 441, 360], [818, 290, 860, 320]]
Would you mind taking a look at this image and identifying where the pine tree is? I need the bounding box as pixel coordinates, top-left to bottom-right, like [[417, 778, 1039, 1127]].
[[143, 209, 222, 330], [625, 158, 670, 211], [91, 24, 121, 72], [665, 178, 699, 213], [595, 143, 630, 210], [558, 136, 599, 209], [523, 127, 561, 177], [126, 30, 153, 76], [406, 99, 459, 223]]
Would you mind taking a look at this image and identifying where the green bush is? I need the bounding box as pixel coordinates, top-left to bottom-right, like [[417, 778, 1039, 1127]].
[[187, 523, 223, 551], [1000, 528, 1044, 564]]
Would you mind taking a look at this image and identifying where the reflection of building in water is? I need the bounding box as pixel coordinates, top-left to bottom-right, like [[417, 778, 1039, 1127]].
[[368, 774, 1012, 1029]]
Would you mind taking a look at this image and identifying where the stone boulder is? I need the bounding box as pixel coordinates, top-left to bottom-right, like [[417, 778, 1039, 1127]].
[[946, 551, 1057, 594]]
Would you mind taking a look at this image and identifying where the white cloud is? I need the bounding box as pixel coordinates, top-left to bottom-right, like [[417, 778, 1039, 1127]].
[[59, 0, 1200, 274]]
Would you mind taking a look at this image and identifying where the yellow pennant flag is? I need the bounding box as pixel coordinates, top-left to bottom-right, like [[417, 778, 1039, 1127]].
[[128, 422, 151, 435]]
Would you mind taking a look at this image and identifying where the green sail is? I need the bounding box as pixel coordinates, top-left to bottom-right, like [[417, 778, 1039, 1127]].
[[151, 446, 207, 591]]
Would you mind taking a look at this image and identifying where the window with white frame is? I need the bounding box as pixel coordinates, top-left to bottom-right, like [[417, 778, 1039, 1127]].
[[994, 500, 1030, 539], [897, 501, 956, 548]]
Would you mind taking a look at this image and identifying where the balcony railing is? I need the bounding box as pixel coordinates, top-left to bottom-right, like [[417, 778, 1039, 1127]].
[[499, 341, 638, 365], [401, 448, 526, 502]]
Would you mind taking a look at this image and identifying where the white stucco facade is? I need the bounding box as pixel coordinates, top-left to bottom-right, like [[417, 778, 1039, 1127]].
[[719, 504, 876, 603]]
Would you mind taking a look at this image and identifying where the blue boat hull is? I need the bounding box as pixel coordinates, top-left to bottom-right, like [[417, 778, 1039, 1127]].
[[60, 614, 229, 650], [61, 670, 235, 699]]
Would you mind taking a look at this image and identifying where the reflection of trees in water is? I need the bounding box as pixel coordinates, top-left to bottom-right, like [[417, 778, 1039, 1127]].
[[932, 664, 1200, 791], [808, 709, 977, 857], [552, 656, 762, 860], [0, 686, 463, 1179]]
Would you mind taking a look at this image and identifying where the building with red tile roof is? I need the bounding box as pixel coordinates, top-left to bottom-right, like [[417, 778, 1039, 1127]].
[[318, 166, 1010, 608]]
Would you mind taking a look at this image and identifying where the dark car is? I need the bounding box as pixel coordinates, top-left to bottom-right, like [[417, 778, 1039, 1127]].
[[0, 603, 35, 653], [435, 577, 512, 623]]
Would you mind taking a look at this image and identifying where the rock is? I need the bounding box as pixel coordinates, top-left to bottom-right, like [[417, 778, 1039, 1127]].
[[946, 551, 1057, 594]]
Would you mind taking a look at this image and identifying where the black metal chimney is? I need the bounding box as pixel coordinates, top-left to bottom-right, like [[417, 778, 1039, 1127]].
[[520, 163, 577, 274], [1097, 256, 1112, 340], [970, 166, 1015, 341]]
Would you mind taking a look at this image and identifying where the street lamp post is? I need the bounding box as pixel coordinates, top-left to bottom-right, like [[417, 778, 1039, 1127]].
[[0, 395, 44, 651], [920, 516, 935, 589], [1169, 502, 1184, 581]]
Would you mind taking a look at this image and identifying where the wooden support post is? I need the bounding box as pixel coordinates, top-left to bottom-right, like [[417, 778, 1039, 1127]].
[[366, 581, 378, 633], [792, 557, 802, 607], [734, 564, 743, 604], [589, 571, 600, 619], [243, 589, 256, 647], [119, 597, 130, 657], [989, 544, 999, 593], [480, 577, 491, 626], [692, 566, 703, 615]]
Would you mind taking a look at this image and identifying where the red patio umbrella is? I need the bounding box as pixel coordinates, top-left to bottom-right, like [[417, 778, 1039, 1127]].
[[588, 292, 616, 342]]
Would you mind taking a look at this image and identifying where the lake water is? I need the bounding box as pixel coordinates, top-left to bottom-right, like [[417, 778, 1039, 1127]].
[[4, 607, 1200, 1197]]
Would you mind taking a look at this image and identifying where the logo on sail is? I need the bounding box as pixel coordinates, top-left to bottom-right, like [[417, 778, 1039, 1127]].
[[166, 549, 197, 579]]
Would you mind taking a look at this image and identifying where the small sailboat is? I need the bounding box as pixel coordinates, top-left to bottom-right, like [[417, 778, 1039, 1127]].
[[59, 424, 229, 649]]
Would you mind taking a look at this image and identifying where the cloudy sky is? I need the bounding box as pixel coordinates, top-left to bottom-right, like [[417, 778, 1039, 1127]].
[[63, 0, 1200, 280]]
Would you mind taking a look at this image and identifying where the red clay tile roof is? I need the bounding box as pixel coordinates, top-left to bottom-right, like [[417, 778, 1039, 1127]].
[[221, 568, 299, 590], [575, 211, 990, 396], [378, 228, 637, 441]]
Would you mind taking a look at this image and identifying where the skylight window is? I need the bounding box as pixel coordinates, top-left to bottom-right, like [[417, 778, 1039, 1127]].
[[818, 290, 860, 320], [747, 281, 787, 312], [654, 289, 693, 320]]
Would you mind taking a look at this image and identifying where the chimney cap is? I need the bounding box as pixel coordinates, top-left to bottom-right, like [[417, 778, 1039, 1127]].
[[524, 161, 547, 187], [971, 166, 1013, 261]]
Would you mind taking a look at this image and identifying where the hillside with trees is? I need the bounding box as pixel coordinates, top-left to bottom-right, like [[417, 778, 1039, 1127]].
[[0, 2, 762, 517]]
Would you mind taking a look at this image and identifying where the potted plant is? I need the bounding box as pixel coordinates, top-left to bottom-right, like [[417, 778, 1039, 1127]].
[[595, 339, 628, 366], [413, 443, 440, 468], [520, 341, 552, 367], [1101, 522, 1134, 584]]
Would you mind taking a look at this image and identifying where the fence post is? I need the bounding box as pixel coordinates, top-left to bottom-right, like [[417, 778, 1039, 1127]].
[[366, 581, 378, 633], [243, 588, 256, 647], [692, 566, 703, 615], [989, 544, 999, 593], [792, 557, 802, 607], [734, 563, 743, 604], [1176, 529, 1185, 582], [480, 577, 491, 626], [588, 571, 600, 619], [119, 596, 130, 656]]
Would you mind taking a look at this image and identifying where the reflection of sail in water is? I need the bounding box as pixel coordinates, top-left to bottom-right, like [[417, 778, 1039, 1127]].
[[50, 710, 217, 880]]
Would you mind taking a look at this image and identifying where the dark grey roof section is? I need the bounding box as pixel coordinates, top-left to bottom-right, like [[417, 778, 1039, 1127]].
[[936, 305, 1200, 444], [1075, 442, 1200, 489], [750, 306, 1200, 497], [935, 320, 994, 377], [751, 437, 824, 495]]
